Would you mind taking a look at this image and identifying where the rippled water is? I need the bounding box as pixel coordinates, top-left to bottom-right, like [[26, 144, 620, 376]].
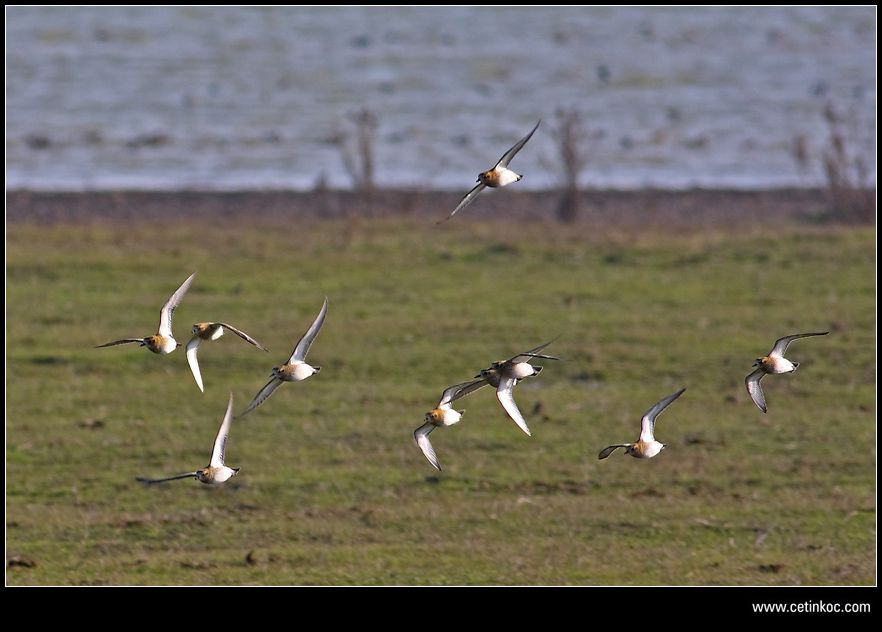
[[6, 6, 876, 190]]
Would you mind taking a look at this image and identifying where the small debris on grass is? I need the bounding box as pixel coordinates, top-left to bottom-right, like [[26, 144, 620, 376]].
[[7, 555, 37, 569], [758, 563, 783, 573]]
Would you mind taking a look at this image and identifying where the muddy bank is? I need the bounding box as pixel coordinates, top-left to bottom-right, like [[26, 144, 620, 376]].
[[6, 187, 838, 229]]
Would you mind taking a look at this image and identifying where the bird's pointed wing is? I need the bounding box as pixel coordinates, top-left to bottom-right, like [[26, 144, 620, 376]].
[[437, 378, 490, 409], [289, 297, 329, 364], [216, 322, 269, 351], [136, 472, 199, 484], [158, 272, 196, 337], [496, 376, 532, 436], [770, 331, 829, 357], [745, 369, 768, 413], [439, 183, 486, 223], [96, 338, 143, 348], [598, 444, 629, 460], [494, 120, 541, 169], [640, 387, 686, 443], [414, 422, 442, 471], [240, 378, 284, 417], [185, 336, 204, 392], [210, 392, 235, 467], [506, 336, 561, 364]]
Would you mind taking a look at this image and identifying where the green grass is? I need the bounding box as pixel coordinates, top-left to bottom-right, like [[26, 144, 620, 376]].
[[6, 214, 875, 585]]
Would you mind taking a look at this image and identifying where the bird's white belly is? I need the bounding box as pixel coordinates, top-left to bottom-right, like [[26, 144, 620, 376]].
[[441, 409, 463, 427], [509, 362, 535, 379], [289, 363, 316, 381], [157, 337, 178, 354], [642, 442, 664, 458], [494, 168, 521, 187], [769, 356, 796, 373], [212, 467, 237, 483]]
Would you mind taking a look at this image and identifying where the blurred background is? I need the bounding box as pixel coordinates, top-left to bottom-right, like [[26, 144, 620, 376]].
[[6, 5, 876, 192]]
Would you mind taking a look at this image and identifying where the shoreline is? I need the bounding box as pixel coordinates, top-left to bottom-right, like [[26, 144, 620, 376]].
[[6, 187, 841, 229]]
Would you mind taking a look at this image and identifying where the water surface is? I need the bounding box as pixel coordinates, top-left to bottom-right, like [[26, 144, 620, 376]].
[[6, 6, 876, 190]]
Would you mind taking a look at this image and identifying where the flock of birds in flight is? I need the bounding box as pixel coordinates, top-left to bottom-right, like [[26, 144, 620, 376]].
[[96, 120, 830, 484]]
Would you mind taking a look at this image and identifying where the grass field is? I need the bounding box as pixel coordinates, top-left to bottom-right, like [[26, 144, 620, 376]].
[[6, 207, 876, 586]]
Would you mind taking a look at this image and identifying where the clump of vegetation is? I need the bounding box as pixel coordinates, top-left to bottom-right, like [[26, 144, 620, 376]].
[[819, 103, 875, 223], [333, 108, 379, 193], [793, 102, 875, 224], [550, 108, 602, 223]]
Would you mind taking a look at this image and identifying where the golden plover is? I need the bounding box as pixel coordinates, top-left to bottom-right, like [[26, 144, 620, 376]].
[[598, 388, 686, 460], [186, 322, 269, 392], [474, 338, 560, 437], [136, 392, 240, 485], [745, 331, 829, 413], [240, 297, 329, 417], [439, 120, 541, 223], [96, 272, 196, 355], [414, 378, 489, 471]]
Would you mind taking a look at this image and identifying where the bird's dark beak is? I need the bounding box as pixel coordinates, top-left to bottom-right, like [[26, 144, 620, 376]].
[[314, 366, 322, 373]]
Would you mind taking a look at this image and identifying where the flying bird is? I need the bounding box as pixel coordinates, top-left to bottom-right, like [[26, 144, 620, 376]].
[[186, 321, 269, 392], [745, 331, 829, 413], [598, 388, 687, 460], [473, 338, 560, 437], [439, 120, 541, 223], [240, 297, 328, 417], [414, 378, 489, 471], [136, 392, 240, 485], [96, 272, 196, 355]]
